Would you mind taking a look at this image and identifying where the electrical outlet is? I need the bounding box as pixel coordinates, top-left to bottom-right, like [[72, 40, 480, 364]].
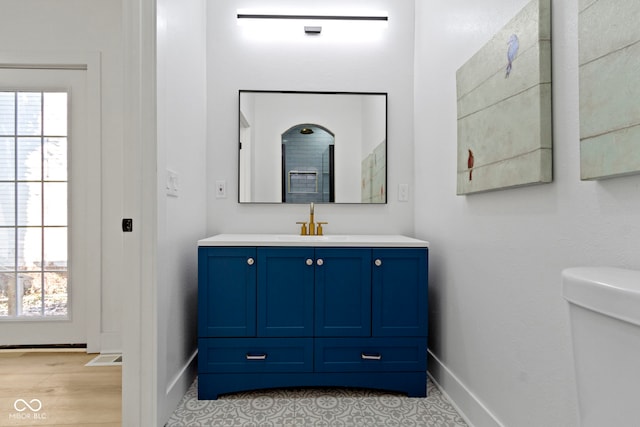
[[216, 180, 227, 198], [398, 184, 409, 202]]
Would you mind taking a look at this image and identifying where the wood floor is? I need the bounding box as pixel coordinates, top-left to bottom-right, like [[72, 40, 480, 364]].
[[0, 350, 121, 427]]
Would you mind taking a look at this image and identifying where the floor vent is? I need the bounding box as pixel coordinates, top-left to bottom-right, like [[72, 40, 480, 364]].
[[85, 353, 123, 366]]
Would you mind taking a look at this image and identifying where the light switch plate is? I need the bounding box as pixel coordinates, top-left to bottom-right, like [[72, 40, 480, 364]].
[[166, 170, 179, 197]]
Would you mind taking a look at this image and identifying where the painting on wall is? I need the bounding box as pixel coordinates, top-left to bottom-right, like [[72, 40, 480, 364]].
[[361, 140, 386, 203], [456, 0, 552, 195], [579, 0, 640, 180]]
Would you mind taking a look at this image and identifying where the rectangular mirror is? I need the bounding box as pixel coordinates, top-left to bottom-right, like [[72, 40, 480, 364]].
[[239, 90, 387, 204]]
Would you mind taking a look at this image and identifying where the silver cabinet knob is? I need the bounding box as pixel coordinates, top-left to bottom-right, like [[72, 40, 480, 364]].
[[374, 259, 382, 267], [247, 258, 254, 265], [316, 259, 324, 266], [306, 258, 313, 266]]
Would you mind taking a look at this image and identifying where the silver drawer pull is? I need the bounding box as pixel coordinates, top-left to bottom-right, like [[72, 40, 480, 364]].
[[361, 353, 382, 360], [245, 354, 267, 360], [316, 258, 324, 266], [247, 258, 255, 265], [374, 259, 382, 267], [306, 258, 313, 266]]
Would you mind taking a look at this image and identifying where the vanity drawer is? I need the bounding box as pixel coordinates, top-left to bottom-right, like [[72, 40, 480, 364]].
[[199, 338, 313, 373], [315, 338, 426, 373]]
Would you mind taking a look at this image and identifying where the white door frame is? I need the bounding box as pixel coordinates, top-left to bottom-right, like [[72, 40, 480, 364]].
[[0, 51, 102, 353], [122, 0, 158, 425]]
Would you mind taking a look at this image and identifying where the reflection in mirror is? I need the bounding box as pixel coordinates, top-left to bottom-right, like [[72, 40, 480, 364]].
[[282, 124, 335, 203], [238, 91, 387, 204]]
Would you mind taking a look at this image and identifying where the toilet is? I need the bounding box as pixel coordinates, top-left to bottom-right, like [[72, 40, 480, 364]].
[[563, 267, 640, 427]]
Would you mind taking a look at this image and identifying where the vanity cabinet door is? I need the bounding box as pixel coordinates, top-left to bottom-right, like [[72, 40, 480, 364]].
[[314, 248, 371, 337], [372, 248, 428, 337], [257, 247, 315, 337], [198, 247, 257, 337]]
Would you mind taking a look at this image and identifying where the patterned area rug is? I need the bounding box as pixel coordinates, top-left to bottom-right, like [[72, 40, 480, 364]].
[[166, 378, 468, 426]]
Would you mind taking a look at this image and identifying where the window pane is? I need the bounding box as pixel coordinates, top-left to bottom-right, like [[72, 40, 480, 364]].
[[43, 93, 67, 136], [0, 271, 14, 317], [0, 137, 15, 180], [0, 183, 15, 226], [44, 271, 67, 317], [17, 183, 41, 226], [17, 137, 41, 181], [44, 137, 67, 181], [20, 272, 42, 316], [17, 227, 41, 270], [0, 92, 15, 135], [44, 183, 67, 226], [44, 227, 67, 270], [0, 227, 14, 270], [17, 93, 41, 136]]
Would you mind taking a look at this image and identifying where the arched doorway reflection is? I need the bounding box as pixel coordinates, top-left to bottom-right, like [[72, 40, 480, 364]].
[[281, 124, 335, 203]]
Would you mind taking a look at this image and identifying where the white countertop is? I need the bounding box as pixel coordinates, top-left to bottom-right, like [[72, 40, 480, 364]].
[[198, 234, 429, 248]]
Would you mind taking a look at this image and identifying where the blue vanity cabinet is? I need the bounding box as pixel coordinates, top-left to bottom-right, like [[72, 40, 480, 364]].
[[197, 239, 428, 400]]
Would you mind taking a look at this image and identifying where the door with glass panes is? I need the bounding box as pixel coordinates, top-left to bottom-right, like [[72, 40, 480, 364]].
[[0, 67, 97, 345]]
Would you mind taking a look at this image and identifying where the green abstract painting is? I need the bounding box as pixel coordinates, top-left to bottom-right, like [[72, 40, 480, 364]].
[[456, 0, 552, 195], [579, 0, 640, 180]]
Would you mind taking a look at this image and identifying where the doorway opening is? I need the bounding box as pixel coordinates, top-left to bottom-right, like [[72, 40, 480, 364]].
[[281, 124, 335, 203]]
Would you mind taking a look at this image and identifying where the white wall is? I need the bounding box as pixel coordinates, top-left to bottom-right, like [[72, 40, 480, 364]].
[[414, 1, 640, 426], [207, 0, 415, 235], [0, 0, 124, 352], [156, 0, 207, 423]]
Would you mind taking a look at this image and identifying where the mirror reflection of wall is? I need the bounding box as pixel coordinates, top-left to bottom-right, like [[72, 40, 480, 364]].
[[238, 91, 387, 204]]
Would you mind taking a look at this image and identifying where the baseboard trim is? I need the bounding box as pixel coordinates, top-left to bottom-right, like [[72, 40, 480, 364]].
[[165, 349, 198, 400], [428, 349, 505, 427]]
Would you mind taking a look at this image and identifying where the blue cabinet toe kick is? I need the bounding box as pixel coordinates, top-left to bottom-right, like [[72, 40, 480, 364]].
[[197, 372, 427, 400]]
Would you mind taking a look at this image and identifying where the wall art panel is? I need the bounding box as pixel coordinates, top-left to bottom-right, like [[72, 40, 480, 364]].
[[579, 0, 640, 180], [456, 0, 552, 194]]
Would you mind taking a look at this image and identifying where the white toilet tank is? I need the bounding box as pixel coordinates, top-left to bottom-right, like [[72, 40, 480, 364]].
[[563, 267, 640, 427]]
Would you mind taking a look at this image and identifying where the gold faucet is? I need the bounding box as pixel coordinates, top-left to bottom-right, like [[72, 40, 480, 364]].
[[297, 202, 328, 235]]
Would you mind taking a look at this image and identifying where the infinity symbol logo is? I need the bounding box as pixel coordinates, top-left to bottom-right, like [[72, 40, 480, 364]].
[[14, 399, 43, 412]]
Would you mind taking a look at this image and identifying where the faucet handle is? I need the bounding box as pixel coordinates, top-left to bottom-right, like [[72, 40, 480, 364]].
[[296, 221, 308, 235], [316, 222, 328, 236]]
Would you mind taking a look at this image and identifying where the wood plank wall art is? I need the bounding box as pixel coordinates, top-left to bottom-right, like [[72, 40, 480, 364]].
[[456, 0, 552, 195], [579, 0, 640, 180]]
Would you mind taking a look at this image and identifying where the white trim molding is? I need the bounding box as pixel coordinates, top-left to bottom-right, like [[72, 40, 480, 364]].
[[121, 0, 158, 425], [428, 349, 505, 427]]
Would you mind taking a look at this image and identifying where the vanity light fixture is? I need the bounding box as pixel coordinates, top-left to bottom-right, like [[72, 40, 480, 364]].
[[237, 13, 388, 22], [237, 11, 388, 38]]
